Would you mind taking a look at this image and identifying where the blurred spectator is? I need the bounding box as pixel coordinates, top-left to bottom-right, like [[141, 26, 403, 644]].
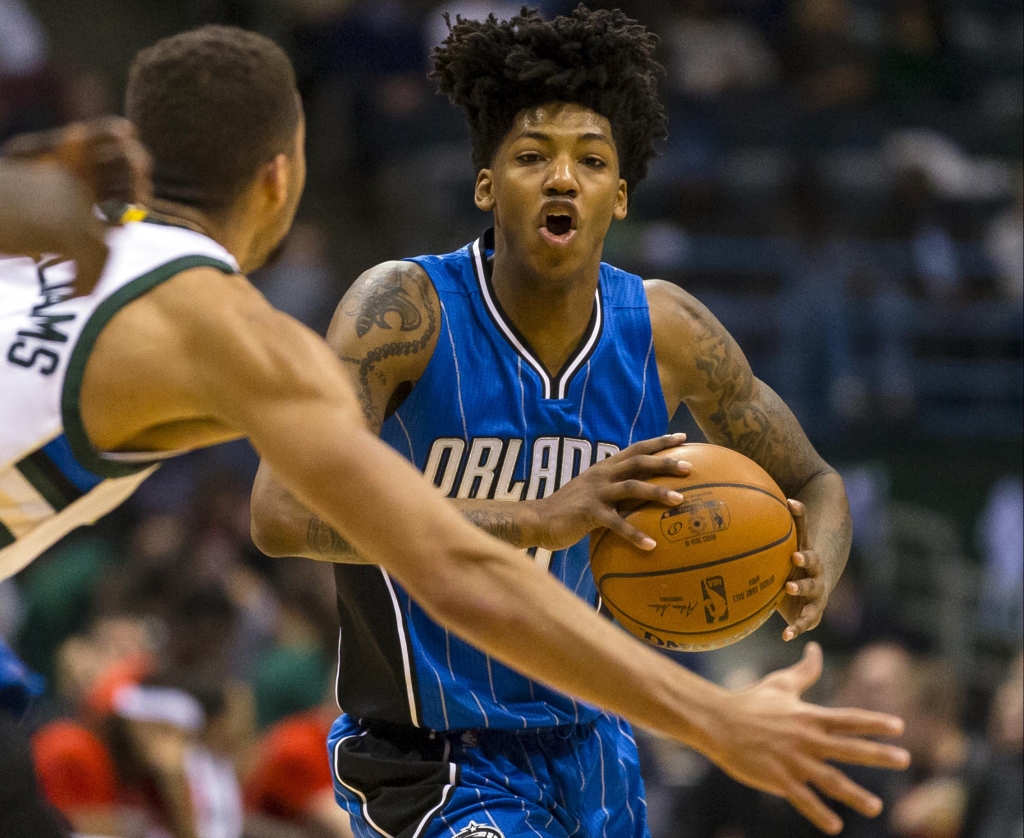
[[32, 671, 245, 838], [984, 168, 1024, 303], [961, 653, 1024, 838], [661, 0, 779, 100], [0, 0, 63, 139], [255, 219, 340, 335], [878, 166, 961, 299], [975, 477, 1024, 641], [782, 0, 873, 110], [890, 658, 972, 838], [772, 166, 866, 427], [244, 693, 354, 838], [878, 0, 963, 109], [251, 562, 336, 730], [15, 533, 121, 684]]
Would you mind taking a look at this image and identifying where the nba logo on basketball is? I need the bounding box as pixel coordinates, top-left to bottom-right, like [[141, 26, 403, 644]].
[[701, 576, 729, 624]]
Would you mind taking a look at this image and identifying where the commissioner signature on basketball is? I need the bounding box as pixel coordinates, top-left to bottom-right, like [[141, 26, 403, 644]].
[[649, 601, 699, 618]]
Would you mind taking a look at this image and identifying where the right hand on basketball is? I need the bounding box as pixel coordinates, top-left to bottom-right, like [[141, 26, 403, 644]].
[[535, 433, 691, 551], [709, 642, 911, 836]]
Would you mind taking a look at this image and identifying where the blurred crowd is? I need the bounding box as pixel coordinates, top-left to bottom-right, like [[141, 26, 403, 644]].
[[2, 0, 1021, 434], [1, 0, 1021, 837]]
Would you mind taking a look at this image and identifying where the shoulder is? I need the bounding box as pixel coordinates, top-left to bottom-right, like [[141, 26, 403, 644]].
[[327, 259, 439, 356], [644, 279, 722, 349]]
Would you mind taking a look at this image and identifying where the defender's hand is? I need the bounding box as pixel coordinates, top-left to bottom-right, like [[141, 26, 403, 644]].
[[537, 433, 690, 552], [778, 499, 828, 641], [1, 116, 152, 207], [711, 643, 910, 836]]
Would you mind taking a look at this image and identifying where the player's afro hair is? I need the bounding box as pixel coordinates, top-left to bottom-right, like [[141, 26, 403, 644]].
[[431, 4, 667, 188]]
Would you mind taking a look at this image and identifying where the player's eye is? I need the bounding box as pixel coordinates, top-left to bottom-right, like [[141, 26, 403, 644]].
[[516, 152, 543, 165], [582, 156, 606, 169]]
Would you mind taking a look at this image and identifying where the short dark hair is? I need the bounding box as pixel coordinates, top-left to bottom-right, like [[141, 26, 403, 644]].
[[431, 5, 667, 188], [126, 25, 300, 212]]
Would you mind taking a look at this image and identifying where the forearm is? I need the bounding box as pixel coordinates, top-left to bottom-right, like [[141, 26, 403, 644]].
[[253, 466, 546, 559], [251, 462, 361, 561], [450, 498, 544, 548], [793, 468, 851, 593]]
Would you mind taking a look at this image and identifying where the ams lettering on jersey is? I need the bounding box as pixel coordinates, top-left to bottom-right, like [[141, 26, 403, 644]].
[[5, 257, 77, 376], [424, 435, 620, 502]]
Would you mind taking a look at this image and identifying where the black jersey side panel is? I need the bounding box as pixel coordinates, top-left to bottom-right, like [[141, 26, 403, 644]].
[[333, 563, 422, 725]]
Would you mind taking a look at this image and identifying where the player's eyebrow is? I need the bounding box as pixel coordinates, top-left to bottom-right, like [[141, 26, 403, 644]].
[[516, 130, 612, 144]]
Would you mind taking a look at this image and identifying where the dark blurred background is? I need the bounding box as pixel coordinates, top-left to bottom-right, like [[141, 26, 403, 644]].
[[1, 1, 1020, 837]]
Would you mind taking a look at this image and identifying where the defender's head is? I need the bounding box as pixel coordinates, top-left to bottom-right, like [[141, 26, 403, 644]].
[[126, 26, 305, 271], [432, 5, 666, 277]]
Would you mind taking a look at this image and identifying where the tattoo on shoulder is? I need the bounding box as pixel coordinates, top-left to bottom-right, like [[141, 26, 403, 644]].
[[461, 509, 523, 547], [307, 515, 354, 556], [691, 310, 809, 493], [341, 263, 437, 431]]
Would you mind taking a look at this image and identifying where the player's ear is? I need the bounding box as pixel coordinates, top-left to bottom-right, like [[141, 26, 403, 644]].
[[475, 168, 495, 212], [613, 178, 628, 221], [262, 153, 289, 209]]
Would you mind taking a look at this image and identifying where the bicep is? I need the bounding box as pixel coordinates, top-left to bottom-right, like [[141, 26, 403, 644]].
[[324, 260, 439, 432], [653, 283, 829, 495]]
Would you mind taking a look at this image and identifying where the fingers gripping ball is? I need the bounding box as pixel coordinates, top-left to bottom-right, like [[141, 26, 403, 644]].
[[590, 443, 795, 651]]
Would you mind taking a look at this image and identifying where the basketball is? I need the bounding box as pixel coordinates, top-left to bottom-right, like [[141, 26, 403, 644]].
[[590, 443, 796, 652]]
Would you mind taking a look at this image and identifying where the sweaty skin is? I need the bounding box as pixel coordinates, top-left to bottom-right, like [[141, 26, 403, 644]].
[[251, 104, 898, 835]]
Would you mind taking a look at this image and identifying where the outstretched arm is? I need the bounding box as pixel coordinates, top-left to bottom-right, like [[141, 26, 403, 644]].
[[648, 280, 852, 641], [83, 268, 907, 835]]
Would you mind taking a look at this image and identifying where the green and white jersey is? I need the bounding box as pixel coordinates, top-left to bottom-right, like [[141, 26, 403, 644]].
[[0, 212, 238, 581]]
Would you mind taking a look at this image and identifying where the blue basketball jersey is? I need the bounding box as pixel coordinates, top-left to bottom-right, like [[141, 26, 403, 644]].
[[332, 229, 668, 731]]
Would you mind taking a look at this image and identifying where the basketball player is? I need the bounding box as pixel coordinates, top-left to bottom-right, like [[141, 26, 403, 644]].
[[250, 8, 903, 838], [1, 25, 907, 838]]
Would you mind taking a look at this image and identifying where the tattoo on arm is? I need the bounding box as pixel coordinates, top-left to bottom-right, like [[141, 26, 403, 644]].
[[340, 264, 437, 433], [306, 515, 355, 556], [691, 312, 817, 495], [461, 509, 523, 547]]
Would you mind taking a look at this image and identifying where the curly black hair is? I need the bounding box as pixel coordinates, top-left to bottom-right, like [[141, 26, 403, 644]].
[[431, 5, 667, 188]]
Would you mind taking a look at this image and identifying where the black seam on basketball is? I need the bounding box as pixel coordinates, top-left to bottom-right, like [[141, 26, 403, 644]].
[[597, 519, 794, 582], [604, 587, 785, 637], [636, 482, 788, 507]]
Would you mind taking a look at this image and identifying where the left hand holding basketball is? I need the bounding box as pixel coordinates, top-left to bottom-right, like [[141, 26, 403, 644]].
[[777, 499, 829, 642]]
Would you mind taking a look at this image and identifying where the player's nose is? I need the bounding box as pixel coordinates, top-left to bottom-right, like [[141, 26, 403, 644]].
[[543, 155, 579, 197]]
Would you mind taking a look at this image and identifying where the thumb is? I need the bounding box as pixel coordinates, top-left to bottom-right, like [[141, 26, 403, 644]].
[[774, 641, 823, 695]]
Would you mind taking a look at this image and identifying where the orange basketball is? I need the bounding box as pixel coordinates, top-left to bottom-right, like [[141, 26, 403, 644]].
[[590, 443, 796, 652]]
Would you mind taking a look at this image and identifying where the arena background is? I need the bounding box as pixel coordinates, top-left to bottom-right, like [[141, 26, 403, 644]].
[[1, 1, 1020, 837]]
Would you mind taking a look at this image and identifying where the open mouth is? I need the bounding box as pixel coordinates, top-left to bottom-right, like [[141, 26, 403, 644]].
[[545, 214, 573, 237]]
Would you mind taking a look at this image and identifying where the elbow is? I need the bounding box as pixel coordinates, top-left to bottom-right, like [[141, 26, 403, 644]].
[[250, 506, 295, 558]]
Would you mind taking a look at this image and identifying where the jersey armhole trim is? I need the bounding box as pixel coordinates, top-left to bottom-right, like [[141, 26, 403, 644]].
[[60, 255, 236, 479]]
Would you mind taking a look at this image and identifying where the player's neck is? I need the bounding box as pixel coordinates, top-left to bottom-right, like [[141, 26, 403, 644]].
[[145, 198, 249, 270], [490, 243, 601, 377]]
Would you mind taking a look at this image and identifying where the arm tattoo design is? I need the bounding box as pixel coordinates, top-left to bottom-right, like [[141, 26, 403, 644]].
[[341, 265, 437, 432], [306, 515, 355, 556], [461, 509, 523, 547], [691, 314, 812, 495]]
